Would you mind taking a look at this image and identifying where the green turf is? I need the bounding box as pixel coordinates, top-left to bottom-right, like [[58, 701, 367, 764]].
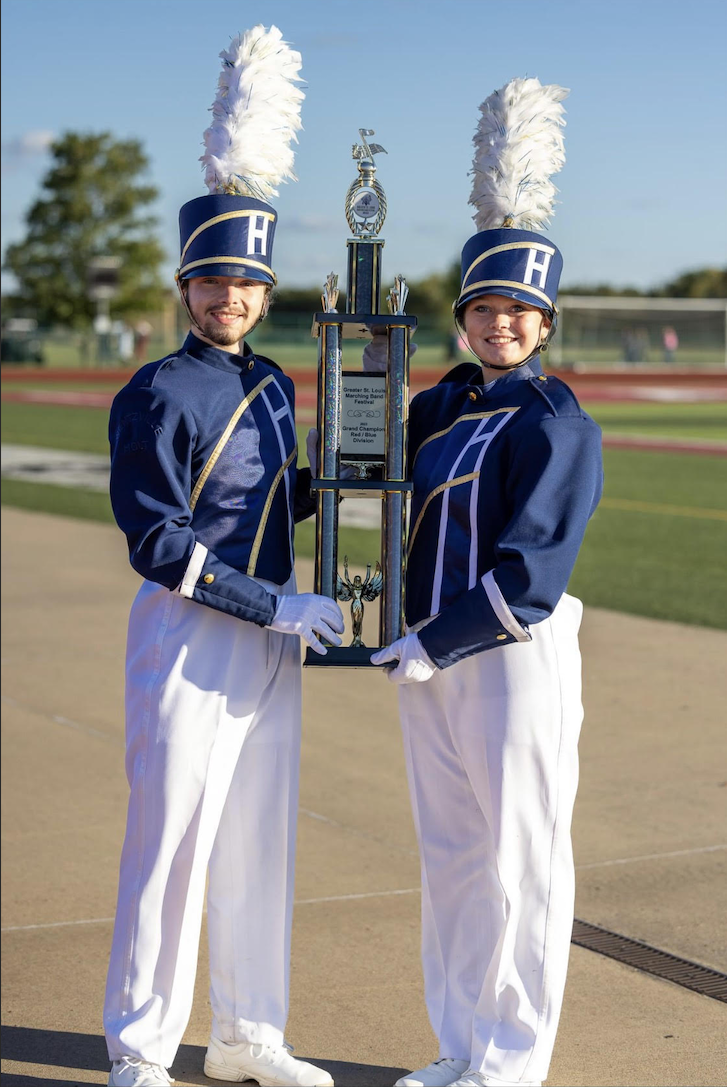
[[3, 446, 725, 631], [598, 446, 727, 510], [2, 401, 112, 454], [1, 478, 116, 524], [3, 392, 727, 631], [581, 401, 727, 441], [9, 334, 726, 371], [4, 396, 727, 459], [569, 504, 726, 628]]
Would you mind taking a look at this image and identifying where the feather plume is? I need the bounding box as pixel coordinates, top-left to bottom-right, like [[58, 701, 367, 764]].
[[200, 24, 304, 201], [469, 77, 568, 231]]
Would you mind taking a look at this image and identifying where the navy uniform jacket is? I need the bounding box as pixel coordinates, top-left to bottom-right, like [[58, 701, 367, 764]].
[[109, 333, 315, 627], [407, 359, 603, 669]]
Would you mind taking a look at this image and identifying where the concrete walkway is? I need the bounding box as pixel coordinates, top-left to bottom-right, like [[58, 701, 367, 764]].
[[1, 508, 725, 1087]]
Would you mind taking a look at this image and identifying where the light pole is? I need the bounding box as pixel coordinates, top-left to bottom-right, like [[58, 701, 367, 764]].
[[87, 257, 121, 367]]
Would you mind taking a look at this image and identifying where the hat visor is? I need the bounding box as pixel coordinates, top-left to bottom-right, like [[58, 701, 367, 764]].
[[455, 283, 555, 315], [179, 261, 275, 286]]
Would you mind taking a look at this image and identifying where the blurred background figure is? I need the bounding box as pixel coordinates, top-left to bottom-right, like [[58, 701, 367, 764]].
[[133, 319, 153, 364], [662, 325, 679, 363], [114, 321, 134, 364]]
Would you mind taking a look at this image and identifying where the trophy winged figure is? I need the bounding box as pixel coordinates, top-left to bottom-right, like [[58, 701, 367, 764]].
[[336, 557, 383, 647]]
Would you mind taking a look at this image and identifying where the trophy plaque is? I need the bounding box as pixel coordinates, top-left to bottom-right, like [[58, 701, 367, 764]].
[[305, 129, 416, 667]]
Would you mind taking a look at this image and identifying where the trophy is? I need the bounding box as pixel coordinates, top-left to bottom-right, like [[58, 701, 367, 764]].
[[305, 129, 416, 667]]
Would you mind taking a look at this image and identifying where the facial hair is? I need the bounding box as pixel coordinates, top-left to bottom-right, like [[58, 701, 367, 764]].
[[197, 312, 248, 347]]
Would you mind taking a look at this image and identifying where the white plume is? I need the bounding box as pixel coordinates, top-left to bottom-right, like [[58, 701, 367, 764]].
[[200, 24, 304, 201], [470, 77, 568, 231]]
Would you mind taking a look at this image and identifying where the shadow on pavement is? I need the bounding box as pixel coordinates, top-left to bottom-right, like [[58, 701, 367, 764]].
[[1, 1026, 407, 1086]]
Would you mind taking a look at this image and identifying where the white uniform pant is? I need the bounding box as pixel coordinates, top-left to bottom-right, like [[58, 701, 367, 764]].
[[104, 577, 301, 1068], [400, 595, 584, 1086]]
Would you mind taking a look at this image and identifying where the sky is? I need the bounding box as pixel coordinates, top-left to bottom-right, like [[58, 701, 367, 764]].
[[2, 0, 727, 296]]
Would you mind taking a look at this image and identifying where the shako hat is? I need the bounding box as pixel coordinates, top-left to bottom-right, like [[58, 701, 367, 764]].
[[178, 194, 278, 285], [176, 24, 304, 288], [454, 78, 568, 320]]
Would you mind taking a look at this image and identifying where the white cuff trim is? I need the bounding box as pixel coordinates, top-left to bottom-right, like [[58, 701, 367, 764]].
[[481, 570, 531, 642], [177, 541, 208, 598]]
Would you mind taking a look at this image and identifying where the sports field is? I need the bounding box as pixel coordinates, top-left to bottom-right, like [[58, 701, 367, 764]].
[[2, 366, 726, 631]]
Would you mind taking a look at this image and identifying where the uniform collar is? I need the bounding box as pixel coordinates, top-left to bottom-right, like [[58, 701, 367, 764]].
[[475, 357, 544, 388], [442, 357, 545, 394], [182, 331, 257, 373]]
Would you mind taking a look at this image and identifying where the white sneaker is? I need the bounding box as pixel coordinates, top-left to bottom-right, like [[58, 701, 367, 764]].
[[394, 1059, 470, 1086], [204, 1036, 334, 1085], [108, 1057, 173, 1086], [449, 1073, 541, 1087]]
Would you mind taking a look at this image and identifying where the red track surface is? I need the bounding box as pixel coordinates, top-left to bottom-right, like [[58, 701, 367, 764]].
[[3, 367, 726, 455]]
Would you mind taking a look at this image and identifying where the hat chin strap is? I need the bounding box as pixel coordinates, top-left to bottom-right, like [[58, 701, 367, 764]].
[[174, 274, 270, 341], [175, 273, 207, 336]]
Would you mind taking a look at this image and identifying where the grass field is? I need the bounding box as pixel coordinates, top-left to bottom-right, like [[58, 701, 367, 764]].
[[12, 330, 727, 371], [2, 395, 726, 631]]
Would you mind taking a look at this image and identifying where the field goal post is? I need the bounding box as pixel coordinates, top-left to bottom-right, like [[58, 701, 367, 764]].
[[549, 296, 727, 370]]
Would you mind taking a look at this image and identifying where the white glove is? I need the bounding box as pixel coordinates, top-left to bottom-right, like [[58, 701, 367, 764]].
[[306, 427, 357, 481], [268, 593, 345, 655], [370, 632, 437, 684], [306, 427, 318, 469], [362, 334, 417, 373]]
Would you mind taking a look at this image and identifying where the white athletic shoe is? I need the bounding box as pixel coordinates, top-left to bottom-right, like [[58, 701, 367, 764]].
[[108, 1057, 173, 1085], [449, 1073, 541, 1087], [394, 1059, 470, 1086], [204, 1036, 334, 1085]]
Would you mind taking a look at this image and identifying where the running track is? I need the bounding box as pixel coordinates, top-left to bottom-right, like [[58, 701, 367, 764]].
[[3, 367, 726, 456]]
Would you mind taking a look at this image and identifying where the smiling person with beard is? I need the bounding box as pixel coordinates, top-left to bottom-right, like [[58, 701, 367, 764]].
[[103, 26, 341, 1087]]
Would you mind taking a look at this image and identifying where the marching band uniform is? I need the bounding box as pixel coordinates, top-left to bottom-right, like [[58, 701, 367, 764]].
[[104, 25, 338, 1087], [395, 357, 601, 1087], [373, 80, 603, 1087]]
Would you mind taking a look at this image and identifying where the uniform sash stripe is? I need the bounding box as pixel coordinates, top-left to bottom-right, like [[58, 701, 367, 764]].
[[412, 408, 518, 470], [190, 375, 276, 511], [431, 416, 494, 614], [261, 386, 296, 571], [467, 411, 519, 590], [247, 449, 297, 576], [408, 471, 480, 556]]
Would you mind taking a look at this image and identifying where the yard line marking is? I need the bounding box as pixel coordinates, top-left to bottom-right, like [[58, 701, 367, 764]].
[[599, 497, 727, 521], [1, 890, 421, 933], [300, 807, 419, 857], [295, 888, 421, 905], [575, 844, 726, 870], [1, 695, 123, 745], [4, 846, 724, 933], [2, 917, 116, 933]]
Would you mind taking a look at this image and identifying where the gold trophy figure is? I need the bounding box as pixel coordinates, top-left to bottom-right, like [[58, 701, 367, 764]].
[[336, 558, 383, 647]]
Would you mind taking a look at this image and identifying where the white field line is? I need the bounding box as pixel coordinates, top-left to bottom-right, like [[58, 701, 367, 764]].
[[3, 845, 724, 934]]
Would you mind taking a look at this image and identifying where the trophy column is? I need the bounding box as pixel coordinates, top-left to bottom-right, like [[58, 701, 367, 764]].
[[314, 313, 342, 600], [306, 130, 416, 667]]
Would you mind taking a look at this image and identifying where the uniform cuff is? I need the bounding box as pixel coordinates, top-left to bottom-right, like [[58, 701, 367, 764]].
[[481, 570, 531, 642], [177, 541, 208, 598]]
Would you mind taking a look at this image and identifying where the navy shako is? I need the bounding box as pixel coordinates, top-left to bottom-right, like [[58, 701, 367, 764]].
[[453, 77, 568, 367]]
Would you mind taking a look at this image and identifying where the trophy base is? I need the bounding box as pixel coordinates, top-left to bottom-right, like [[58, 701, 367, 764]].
[[304, 645, 381, 668]]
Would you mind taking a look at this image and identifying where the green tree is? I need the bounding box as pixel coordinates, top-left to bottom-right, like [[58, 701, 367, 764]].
[[3, 132, 166, 328], [658, 267, 727, 298]]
